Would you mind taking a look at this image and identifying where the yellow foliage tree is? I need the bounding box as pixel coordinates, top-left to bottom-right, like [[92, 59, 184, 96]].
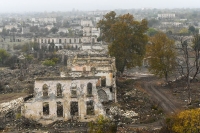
[[146, 32, 177, 81], [168, 108, 200, 133]]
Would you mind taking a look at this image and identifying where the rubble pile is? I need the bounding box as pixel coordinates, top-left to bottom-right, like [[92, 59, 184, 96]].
[[122, 110, 138, 118], [0, 97, 23, 116], [57, 49, 108, 56], [116, 78, 163, 124], [0, 64, 60, 93]]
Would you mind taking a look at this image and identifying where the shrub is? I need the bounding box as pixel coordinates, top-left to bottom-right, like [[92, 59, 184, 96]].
[[42, 59, 56, 66], [88, 115, 117, 133]]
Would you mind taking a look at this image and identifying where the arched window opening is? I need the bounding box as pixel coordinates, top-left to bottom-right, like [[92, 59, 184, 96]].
[[101, 77, 106, 87], [57, 83, 62, 97], [70, 102, 78, 116], [57, 102, 63, 117], [43, 102, 49, 115], [87, 83, 92, 95], [110, 87, 113, 92], [43, 84, 48, 97], [71, 83, 77, 97], [83, 67, 86, 72], [91, 67, 96, 72], [97, 89, 108, 102], [86, 101, 95, 115]]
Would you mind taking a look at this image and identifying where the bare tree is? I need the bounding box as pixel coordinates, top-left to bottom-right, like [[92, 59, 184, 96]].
[[192, 34, 200, 80], [175, 36, 193, 104]]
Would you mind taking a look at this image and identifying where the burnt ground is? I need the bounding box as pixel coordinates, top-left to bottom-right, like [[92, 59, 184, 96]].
[[116, 77, 164, 124], [0, 76, 165, 132], [0, 64, 60, 95], [160, 77, 200, 109], [137, 76, 184, 114], [1, 65, 200, 132]]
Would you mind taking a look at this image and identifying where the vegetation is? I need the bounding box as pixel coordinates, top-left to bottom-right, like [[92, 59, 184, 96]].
[[188, 25, 196, 34], [98, 11, 148, 73], [21, 42, 40, 53], [0, 49, 10, 65], [42, 59, 56, 66], [191, 34, 200, 80], [147, 28, 158, 37], [50, 27, 59, 34], [175, 34, 200, 104], [147, 18, 160, 27], [164, 108, 200, 133], [25, 54, 34, 63], [146, 32, 176, 81], [88, 115, 117, 133]]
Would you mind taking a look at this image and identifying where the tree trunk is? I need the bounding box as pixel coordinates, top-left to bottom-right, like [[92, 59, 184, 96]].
[[165, 71, 168, 82]]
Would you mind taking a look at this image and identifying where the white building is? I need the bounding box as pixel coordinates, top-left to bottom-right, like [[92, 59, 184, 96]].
[[81, 20, 93, 27], [158, 14, 175, 19]]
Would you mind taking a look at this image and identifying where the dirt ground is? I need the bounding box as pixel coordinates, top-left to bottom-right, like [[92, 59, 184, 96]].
[[1, 66, 200, 132]]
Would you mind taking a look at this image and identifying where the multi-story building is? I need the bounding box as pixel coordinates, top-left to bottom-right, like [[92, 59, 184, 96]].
[[158, 14, 175, 19], [22, 54, 116, 125]]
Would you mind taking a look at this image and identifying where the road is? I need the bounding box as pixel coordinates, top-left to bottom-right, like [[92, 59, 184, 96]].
[[127, 67, 183, 114], [135, 75, 185, 116]]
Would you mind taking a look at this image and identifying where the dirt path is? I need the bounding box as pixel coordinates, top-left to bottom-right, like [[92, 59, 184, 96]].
[[145, 83, 178, 114], [138, 76, 184, 115]]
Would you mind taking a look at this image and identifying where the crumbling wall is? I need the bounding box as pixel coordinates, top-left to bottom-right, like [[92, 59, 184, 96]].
[[22, 78, 106, 125], [0, 97, 23, 116]]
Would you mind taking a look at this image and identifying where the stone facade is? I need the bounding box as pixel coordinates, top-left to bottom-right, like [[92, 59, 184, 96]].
[[64, 55, 117, 101], [22, 54, 116, 125], [158, 14, 175, 19], [22, 77, 106, 125], [35, 36, 98, 50]]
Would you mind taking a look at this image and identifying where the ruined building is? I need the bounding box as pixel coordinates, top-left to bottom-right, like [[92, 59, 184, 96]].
[[22, 53, 116, 125]]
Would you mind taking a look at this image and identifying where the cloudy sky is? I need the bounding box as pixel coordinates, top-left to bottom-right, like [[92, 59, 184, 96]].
[[0, 0, 199, 13]]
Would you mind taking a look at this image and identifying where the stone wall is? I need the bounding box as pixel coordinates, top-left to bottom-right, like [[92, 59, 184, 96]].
[[22, 77, 106, 125]]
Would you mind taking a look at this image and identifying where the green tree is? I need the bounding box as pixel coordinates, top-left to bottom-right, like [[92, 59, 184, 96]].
[[179, 28, 189, 35], [25, 54, 34, 63], [146, 32, 177, 81], [98, 11, 148, 73], [97, 11, 117, 42], [147, 18, 160, 27], [10, 27, 17, 32], [30, 26, 39, 33], [166, 30, 173, 35], [67, 28, 74, 37], [50, 27, 59, 34], [1, 28, 9, 36], [21, 42, 39, 53], [147, 28, 158, 36], [0, 49, 10, 65], [188, 25, 196, 34]]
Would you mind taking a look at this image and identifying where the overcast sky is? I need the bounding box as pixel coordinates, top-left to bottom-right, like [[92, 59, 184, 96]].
[[0, 0, 199, 13]]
